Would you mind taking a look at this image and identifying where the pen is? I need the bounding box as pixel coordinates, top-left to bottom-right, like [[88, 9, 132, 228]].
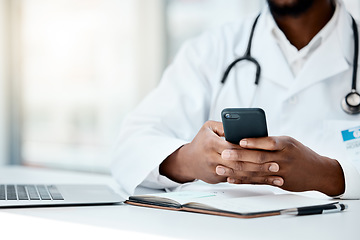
[[281, 203, 348, 216]]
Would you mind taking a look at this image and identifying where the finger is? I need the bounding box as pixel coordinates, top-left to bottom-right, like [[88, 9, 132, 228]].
[[213, 140, 242, 155], [204, 121, 242, 155], [208, 136, 241, 156], [239, 136, 287, 151], [215, 162, 279, 177], [205, 120, 225, 137], [227, 176, 284, 187], [221, 148, 275, 164], [204, 121, 236, 154]]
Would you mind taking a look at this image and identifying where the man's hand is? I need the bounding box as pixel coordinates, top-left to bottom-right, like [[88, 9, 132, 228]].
[[160, 121, 240, 184], [216, 136, 345, 196]]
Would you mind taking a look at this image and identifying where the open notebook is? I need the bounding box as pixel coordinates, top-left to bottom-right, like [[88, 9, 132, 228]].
[[126, 190, 340, 218]]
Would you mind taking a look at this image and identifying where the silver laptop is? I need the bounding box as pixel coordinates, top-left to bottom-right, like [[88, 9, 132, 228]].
[[0, 184, 123, 207]]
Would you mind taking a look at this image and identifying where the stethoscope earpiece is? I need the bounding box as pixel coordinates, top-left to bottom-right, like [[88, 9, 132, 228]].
[[342, 90, 360, 114]]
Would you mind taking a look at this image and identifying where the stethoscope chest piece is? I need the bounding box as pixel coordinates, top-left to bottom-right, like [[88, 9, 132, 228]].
[[342, 90, 360, 114]]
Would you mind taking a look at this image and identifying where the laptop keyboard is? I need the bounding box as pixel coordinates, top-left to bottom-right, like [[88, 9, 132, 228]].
[[0, 185, 64, 201]]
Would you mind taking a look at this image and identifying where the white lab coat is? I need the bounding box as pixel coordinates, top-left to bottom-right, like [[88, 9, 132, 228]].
[[112, 1, 360, 198]]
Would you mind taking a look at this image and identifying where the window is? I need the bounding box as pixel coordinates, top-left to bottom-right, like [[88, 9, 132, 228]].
[[0, 1, 8, 165], [19, 0, 165, 172]]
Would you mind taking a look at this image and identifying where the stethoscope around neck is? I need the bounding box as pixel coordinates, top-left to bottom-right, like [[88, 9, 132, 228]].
[[221, 14, 360, 115]]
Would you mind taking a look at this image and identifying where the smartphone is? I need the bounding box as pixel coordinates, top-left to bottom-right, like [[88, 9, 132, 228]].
[[221, 108, 268, 144]]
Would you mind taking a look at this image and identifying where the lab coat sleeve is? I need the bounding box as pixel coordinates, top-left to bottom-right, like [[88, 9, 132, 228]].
[[141, 166, 185, 190], [111, 35, 217, 196], [336, 160, 360, 199]]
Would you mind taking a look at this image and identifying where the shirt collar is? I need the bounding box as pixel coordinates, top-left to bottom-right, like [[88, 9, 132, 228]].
[[266, 0, 340, 65]]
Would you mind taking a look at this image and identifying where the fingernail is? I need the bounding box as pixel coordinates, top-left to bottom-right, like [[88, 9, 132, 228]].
[[216, 166, 226, 175], [273, 179, 283, 186], [269, 163, 279, 172], [227, 178, 235, 183], [222, 150, 231, 160], [240, 140, 247, 147]]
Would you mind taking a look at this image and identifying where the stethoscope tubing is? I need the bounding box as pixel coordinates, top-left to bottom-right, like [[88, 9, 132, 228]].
[[220, 12, 360, 114]]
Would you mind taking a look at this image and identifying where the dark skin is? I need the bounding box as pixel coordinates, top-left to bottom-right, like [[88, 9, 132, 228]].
[[160, 0, 345, 197], [270, 0, 335, 49]]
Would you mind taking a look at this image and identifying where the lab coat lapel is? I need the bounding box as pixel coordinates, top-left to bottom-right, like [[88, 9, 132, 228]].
[[285, 31, 350, 98], [283, 5, 353, 98], [253, 32, 295, 90], [234, 12, 294, 107]]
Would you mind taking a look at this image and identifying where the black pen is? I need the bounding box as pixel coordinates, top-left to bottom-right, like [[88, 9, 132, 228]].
[[281, 203, 348, 216]]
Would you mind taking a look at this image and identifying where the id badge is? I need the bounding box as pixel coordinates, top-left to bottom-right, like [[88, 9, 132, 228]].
[[322, 120, 360, 172], [341, 126, 360, 172]]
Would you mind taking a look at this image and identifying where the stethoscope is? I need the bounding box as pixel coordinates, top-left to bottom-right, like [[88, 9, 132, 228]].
[[221, 14, 360, 115]]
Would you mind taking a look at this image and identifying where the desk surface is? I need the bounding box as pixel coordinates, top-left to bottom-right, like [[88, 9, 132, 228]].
[[0, 166, 358, 240]]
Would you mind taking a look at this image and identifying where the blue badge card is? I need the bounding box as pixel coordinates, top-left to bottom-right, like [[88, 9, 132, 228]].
[[341, 125, 360, 171]]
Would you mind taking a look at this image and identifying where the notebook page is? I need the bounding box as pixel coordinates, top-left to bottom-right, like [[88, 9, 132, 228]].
[[145, 191, 220, 205], [185, 194, 336, 213]]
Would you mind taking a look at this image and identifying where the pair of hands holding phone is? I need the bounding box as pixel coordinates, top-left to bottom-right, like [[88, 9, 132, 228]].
[[160, 120, 345, 197]]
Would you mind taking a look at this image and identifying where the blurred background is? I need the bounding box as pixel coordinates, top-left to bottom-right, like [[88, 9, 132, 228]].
[[0, 0, 359, 173]]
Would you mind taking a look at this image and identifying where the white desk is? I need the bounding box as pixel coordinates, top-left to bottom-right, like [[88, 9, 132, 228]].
[[0, 166, 358, 240]]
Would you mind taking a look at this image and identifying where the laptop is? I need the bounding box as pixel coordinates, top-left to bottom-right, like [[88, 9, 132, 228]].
[[0, 184, 124, 207]]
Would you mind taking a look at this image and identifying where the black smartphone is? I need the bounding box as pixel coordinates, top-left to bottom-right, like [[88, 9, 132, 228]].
[[221, 108, 268, 144]]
